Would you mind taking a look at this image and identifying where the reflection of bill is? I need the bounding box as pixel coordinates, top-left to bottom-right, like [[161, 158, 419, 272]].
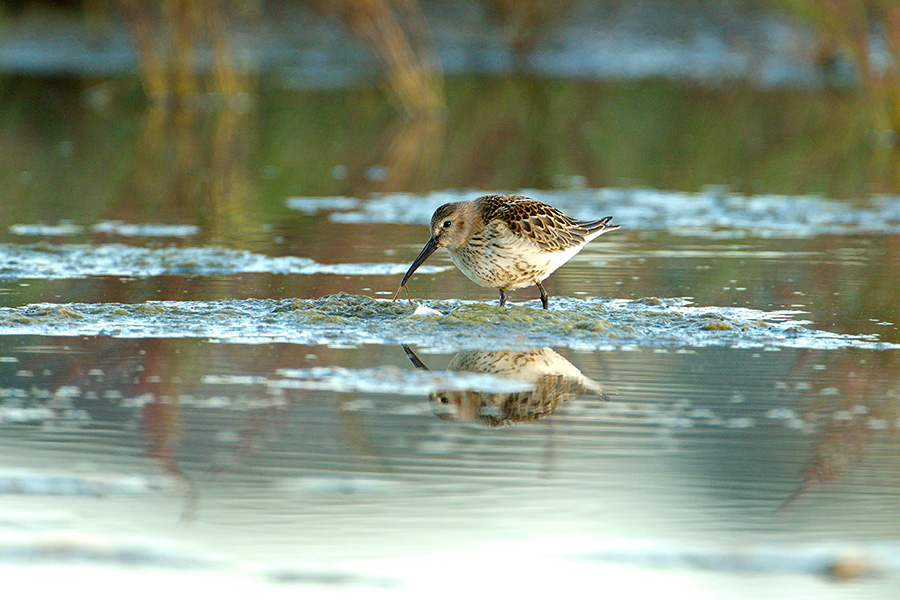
[[403, 345, 606, 426]]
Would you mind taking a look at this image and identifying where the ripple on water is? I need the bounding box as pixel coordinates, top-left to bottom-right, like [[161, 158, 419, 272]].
[[580, 540, 900, 579]]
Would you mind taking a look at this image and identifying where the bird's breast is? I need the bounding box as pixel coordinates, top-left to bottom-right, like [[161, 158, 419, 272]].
[[447, 233, 577, 289]]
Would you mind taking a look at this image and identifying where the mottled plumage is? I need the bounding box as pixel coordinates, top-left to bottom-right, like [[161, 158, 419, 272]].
[[476, 195, 611, 252], [395, 194, 620, 308], [402, 345, 607, 427]]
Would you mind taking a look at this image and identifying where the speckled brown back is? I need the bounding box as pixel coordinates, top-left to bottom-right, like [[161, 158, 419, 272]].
[[474, 194, 616, 252]]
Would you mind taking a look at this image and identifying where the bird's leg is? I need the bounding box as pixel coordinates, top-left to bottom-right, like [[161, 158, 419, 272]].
[[499, 288, 507, 308], [535, 281, 549, 309]]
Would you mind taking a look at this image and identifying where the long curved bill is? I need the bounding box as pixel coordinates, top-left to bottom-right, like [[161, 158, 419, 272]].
[[392, 236, 438, 302]]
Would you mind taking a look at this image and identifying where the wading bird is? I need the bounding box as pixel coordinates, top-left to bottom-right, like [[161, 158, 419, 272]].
[[393, 194, 619, 308]]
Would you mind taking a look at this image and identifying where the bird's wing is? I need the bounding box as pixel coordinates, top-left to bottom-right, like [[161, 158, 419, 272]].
[[490, 196, 590, 252]]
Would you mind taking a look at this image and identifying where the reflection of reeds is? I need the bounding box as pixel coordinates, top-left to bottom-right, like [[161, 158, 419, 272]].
[[93, 2, 261, 237], [378, 110, 445, 192], [780, 350, 900, 509], [113, 103, 256, 243], [260, 76, 900, 198], [141, 393, 199, 521], [313, 0, 447, 192]]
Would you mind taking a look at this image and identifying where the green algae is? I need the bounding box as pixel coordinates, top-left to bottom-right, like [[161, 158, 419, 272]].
[[55, 306, 84, 319], [136, 304, 168, 314], [305, 313, 348, 324], [291, 293, 409, 320], [3, 313, 40, 325], [636, 297, 665, 306], [424, 304, 545, 326], [574, 319, 610, 333], [702, 321, 733, 331]]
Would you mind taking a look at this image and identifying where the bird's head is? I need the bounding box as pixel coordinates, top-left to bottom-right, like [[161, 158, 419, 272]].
[[398, 202, 477, 288], [428, 202, 476, 250]]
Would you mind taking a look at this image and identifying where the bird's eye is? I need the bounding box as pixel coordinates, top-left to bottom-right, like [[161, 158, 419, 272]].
[[439, 396, 450, 404], [442, 220, 452, 228]]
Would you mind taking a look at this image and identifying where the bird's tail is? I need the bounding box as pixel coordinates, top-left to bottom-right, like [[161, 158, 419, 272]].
[[576, 215, 620, 234]]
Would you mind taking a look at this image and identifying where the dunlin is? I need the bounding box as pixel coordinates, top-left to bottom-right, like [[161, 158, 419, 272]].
[[394, 194, 620, 308]]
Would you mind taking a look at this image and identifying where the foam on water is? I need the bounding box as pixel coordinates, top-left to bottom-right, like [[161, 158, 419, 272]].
[[204, 366, 534, 395], [90, 222, 200, 237], [324, 189, 900, 237], [0, 468, 165, 496], [0, 294, 892, 352], [9, 222, 200, 238], [285, 196, 362, 214], [8, 223, 84, 237], [580, 540, 900, 579], [272, 366, 533, 395], [0, 244, 449, 280], [0, 532, 219, 569]]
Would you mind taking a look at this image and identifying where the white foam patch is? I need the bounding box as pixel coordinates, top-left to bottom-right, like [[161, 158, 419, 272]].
[[8, 223, 83, 236], [268, 366, 534, 395], [0, 468, 166, 496], [278, 476, 403, 496], [0, 244, 450, 280], [10, 222, 200, 238], [581, 539, 900, 577], [0, 532, 218, 569], [324, 188, 900, 237], [91, 222, 200, 237], [286, 196, 362, 214]]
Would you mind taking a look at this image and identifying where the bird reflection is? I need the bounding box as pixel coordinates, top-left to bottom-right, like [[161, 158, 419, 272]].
[[403, 345, 606, 426]]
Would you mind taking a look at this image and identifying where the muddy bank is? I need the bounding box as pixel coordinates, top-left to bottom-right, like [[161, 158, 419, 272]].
[[0, 293, 889, 352]]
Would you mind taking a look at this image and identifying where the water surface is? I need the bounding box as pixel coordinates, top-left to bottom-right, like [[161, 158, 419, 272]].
[[2, 75, 900, 598]]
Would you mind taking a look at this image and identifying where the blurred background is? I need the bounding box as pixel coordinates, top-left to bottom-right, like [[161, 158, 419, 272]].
[[2, 0, 900, 231], [2, 3, 900, 596]]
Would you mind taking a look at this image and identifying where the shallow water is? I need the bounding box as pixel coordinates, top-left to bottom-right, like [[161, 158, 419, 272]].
[[3, 69, 900, 596], [2, 192, 900, 598]]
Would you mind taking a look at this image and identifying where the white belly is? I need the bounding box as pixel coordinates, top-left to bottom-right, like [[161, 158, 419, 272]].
[[447, 237, 586, 290]]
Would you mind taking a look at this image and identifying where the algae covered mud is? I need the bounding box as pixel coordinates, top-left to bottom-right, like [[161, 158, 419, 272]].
[[0, 294, 891, 351]]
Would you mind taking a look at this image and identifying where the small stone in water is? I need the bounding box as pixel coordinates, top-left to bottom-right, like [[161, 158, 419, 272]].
[[412, 305, 442, 317]]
